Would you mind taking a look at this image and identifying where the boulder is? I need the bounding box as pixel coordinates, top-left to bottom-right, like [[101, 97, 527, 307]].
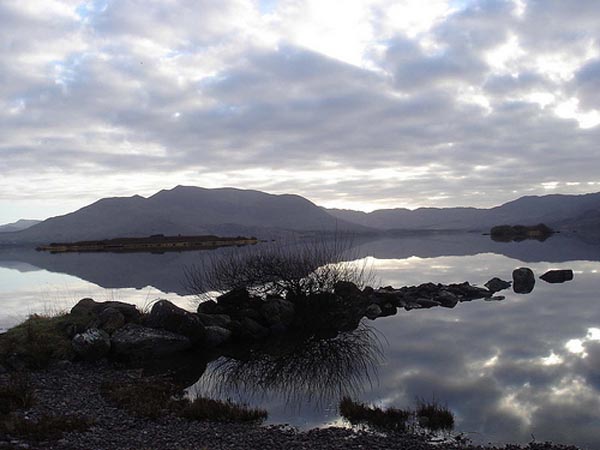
[[95, 307, 125, 334], [365, 304, 382, 320], [540, 269, 574, 284], [232, 317, 269, 341], [197, 313, 232, 328], [146, 300, 205, 344], [72, 328, 111, 361], [216, 288, 251, 309], [435, 290, 459, 308], [416, 298, 441, 308], [111, 323, 191, 358], [484, 277, 512, 293], [204, 326, 232, 348], [513, 267, 535, 294], [261, 298, 295, 327], [378, 302, 397, 317], [70, 298, 141, 324], [197, 300, 219, 314]]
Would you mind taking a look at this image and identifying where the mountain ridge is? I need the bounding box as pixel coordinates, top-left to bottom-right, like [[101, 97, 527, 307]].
[[2, 187, 599, 245]]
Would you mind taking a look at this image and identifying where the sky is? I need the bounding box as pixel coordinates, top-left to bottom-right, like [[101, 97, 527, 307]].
[[2, 0, 600, 223]]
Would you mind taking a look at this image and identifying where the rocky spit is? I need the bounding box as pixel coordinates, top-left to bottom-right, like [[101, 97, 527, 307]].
[[0, 362, 581, 450]]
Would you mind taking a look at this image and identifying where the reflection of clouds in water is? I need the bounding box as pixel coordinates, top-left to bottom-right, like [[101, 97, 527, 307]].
[[362, 259, 600, 447]]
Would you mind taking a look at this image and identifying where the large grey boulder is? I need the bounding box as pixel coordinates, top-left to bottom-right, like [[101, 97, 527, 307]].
[[72, 328, 111, 361], [146, 300, 205, 344], [513, 267, 535, 294], [70, 298, 141, 324], [111, 323, 191, 358], [435, 290, 459, 308], [540, 269, 574, 284], [232, 317, 269, 340]]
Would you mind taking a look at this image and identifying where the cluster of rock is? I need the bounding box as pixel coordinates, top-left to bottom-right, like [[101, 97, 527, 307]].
[[68, 268, 574, 362]]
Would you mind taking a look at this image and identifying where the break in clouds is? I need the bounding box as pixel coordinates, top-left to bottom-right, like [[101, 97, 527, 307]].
[[2, 0, 600, 220]]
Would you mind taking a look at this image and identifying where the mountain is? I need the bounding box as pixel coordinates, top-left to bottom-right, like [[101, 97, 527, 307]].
[[0, 219, 41, 233], [0, 186, 368, 244], [329, 192, 600, 231]]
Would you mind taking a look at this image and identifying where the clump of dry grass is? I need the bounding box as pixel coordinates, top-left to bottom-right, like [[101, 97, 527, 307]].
[[0, 414, 94, 441], [0, 372, 35, 415]]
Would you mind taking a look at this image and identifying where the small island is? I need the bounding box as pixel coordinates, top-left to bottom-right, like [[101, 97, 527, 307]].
[[489, 223, 555, 242], [36, 234, 259, 253]]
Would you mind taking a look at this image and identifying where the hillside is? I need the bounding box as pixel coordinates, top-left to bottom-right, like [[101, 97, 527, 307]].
[[0, 219, 41, 233], [0, 186, 367, 244], [329, 192, 600, 231]]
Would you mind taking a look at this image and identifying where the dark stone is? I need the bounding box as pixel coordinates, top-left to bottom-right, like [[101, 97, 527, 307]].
[[484, 277, 512, 293], [146, 300, 205, 344], [365, 304, 382, 320], [197, 313, 232, 328], [204, 326, 232, 348], [111, 323, 191, 358], [261, 298, 295, 327], [513, 267, 535, 294], [415, 298, 441, 308], [233, 317, 269, 340], [379, 302, 397, 317], [216, 288, 251, 308], [540, 269, 574, 284], [95, 307, 125, 334], [72, 328, 111, 361], [197, 300, 218, 314], [334, 281, 363, 298], [435, 290, 459, 308]]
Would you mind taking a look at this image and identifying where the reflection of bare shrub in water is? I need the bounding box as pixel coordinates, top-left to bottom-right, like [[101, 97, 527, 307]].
[[184, 237, 375, 301], [200, 325, 384, 407]]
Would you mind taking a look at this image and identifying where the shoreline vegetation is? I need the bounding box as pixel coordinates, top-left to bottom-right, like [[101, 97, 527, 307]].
[[35, 234, 259, 253], [0, 240, 580, 449], [489, 224, 555, 242]]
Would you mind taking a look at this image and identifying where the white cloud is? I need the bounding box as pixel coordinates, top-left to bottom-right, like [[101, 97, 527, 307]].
[[1, 0, 600, 222]]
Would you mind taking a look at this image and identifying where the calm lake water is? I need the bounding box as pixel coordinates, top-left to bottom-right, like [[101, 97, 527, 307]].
[[1, 232, 599, 448]]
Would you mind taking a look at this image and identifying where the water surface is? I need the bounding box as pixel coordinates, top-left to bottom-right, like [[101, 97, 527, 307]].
[[1, 233, 599, 448]]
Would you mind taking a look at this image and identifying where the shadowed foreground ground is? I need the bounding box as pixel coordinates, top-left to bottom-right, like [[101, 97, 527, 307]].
[[0, 362, 581, 450]]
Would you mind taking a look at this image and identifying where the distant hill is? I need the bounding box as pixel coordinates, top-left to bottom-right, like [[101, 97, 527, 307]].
[[329, 192, 600, 231], [0, 186, 368, 244], [0, 219, 41, 233]]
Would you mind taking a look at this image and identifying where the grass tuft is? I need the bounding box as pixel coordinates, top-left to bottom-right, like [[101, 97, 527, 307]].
[[0, 313, 88, 369], [340, 397, 455, 433], [102, 376, 267, 424], [339, 397, 411, 431], [0, 372, 35, 415], [415, 398, 455, 431], [181, 396, 267, 423], [101, 377, 180, 419], [0, 414, 94, 441]]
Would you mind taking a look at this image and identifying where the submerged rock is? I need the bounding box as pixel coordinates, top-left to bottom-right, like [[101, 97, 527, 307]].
[[72, 328, 111, 361], [513, 267, 535, 294], [111, 323, 191, 358], [484, 277, 512, 293], [540, 269, 574, 284]]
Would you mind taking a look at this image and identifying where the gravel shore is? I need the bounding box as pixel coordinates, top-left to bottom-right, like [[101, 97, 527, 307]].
[[0, 362, 581, 450]]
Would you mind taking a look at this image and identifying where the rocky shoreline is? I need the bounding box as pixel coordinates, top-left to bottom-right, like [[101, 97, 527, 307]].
[[0, 362, 581, 450], [0, 268, 578, 449]]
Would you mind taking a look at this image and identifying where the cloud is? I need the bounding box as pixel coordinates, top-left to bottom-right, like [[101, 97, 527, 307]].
[[1, 0, 600, 221]]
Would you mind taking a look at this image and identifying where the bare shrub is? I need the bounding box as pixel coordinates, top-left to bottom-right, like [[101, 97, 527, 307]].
[[184, 236, 375, 301]]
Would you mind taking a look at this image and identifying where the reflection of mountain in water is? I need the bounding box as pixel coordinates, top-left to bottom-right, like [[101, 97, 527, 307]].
[[0, 233, 598, 295]]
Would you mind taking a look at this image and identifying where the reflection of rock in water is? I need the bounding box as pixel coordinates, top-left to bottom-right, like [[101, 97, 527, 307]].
[[193, 324, 384, 408]]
